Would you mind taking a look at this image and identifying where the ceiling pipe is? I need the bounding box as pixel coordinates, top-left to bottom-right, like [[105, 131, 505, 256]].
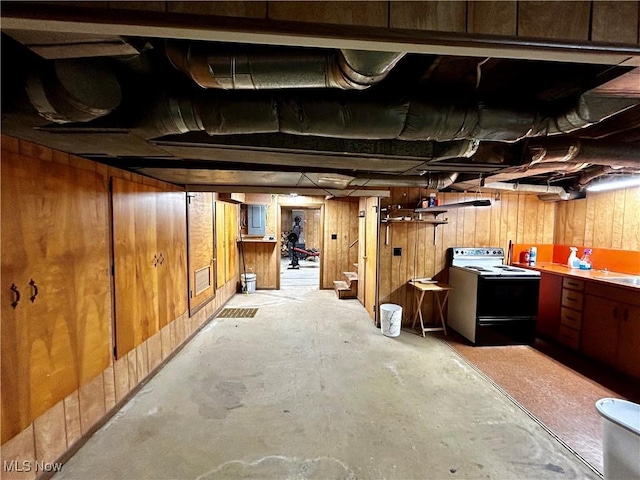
[[351, 172, 459, 190], [166, 42, 406, 91]]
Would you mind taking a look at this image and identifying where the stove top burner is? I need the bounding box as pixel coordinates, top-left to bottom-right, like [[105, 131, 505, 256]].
[[465, 266, 491, 272], [494, 266, 526, 272]]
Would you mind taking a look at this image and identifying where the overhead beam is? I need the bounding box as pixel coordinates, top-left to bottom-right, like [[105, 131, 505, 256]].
[[2, 3, 638, 65]]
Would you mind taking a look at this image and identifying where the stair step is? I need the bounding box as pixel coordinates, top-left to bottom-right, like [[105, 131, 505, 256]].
[[343, 271, 358, 281], [333, 280, 357, 299]]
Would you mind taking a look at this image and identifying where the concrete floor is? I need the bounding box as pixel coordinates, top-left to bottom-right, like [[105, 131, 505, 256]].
[[54, 288, 598, 480], [280, 257, 320, 287]]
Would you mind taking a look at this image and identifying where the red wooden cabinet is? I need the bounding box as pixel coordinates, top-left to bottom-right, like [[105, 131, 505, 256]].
[[536, 272, 562, 340]]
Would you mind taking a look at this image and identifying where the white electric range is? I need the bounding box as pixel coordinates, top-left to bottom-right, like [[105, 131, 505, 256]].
[[447, 247, 541, 345]]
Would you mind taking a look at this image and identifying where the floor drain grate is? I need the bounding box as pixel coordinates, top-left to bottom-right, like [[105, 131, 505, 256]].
[[217, 308, 258, 318]]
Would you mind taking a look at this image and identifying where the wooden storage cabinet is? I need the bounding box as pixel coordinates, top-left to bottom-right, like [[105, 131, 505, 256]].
[[581, 283, 640, 378], [536, 272, 562, 340], [558, 278, 584, 350], [1, 151, 112, 442], [112, 178, 187, 359]]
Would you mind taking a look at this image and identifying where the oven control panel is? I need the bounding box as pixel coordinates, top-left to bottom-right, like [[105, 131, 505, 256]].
[[451, 247, 504, 258]]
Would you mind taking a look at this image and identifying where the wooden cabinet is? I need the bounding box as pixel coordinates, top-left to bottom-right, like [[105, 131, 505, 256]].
[[536, 272, 562, 339], [1, 150, 111, 443], [214, 200, 239, 287], [187, 192, 215, 312], [112, 178, 187, 359], [558, 277, 584, 350], [581, 282, 640, 378]]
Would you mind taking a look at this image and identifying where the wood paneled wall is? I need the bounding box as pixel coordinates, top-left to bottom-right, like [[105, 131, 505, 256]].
[[1, 141, 112, 443], [379, 190, 555, 326], [1, 136, 239, 470], [554, 187, 640, 251], [322, 198, 360, 289], [32, 1, 640, 45]]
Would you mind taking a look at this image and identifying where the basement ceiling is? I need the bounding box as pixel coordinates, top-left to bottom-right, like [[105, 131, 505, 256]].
[[2, 7, 640, 199]]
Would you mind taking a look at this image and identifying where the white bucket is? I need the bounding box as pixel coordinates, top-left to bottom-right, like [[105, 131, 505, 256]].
[[596, 398, 640, 480], [241, 273, 257, 293], [380, 304, 402, 337]]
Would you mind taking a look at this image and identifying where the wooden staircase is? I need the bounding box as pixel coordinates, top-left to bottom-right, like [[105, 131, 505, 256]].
[[333, 271, 358, 299]]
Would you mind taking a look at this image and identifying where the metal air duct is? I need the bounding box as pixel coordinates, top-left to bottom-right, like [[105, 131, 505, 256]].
[[166, 42, 405, 91]]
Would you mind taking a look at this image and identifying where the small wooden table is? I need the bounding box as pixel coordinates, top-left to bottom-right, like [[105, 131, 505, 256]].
[[409, 281, 453, 337]]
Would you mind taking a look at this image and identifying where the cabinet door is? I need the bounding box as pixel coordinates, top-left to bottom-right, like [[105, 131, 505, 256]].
[[156, 190, 187, 327], [225, 202, 238, 281], [536, 273, 562, 339], [617, 304, 640, 378], [112, 178, 159, 358], [2, 152, 111, 442], [581, 295, 619, 367], [188, 192, 215, 311]]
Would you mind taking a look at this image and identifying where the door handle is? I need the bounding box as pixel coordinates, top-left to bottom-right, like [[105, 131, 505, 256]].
[[10, 283, 20, 308], [29, 279, 39, 303]]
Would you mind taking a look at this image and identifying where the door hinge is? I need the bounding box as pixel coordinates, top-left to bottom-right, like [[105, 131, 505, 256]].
[[113, 346, 117, 358], [111, 265, 115, 276], [190, 290, 193, 298]]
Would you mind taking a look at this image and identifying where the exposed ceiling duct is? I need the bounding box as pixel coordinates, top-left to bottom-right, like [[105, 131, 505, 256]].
[[137, 85, 639, 144], [350, 172, 459, 189], [26, 58, 122, 123], [166, 42, 406, 91]]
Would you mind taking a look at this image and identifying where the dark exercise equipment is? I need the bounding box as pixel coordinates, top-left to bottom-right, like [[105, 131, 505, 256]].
[[287, 232, 300, 269]]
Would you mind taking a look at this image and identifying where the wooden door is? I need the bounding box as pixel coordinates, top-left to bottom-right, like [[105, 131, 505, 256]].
[[536, 273, 562, 340], [617, 304, 640, 378], [215, 201, 226, 285], [581, 294, 619, 367], [225, 202, 238, 281], [188, 192, 215, 311], [156, 190, 187, 327], [364, 197, 379, 321], [1, 152, 111, 442], [112, 178, 159, 358]]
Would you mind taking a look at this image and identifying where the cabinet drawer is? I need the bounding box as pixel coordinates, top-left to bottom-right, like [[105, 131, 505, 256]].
[[562, 277, 584, 291], [561, 289, 584, 310], [560, 307, 582, 330], [558, 324, 580, 350]]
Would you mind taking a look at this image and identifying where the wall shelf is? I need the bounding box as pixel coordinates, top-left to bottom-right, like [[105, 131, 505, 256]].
[[381, 206, 449, 245]]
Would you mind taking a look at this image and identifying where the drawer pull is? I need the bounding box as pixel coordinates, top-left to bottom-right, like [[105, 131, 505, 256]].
[[567, 296, 577, 302], [29, 279, 38, 303], [10, 283, 20, 308]]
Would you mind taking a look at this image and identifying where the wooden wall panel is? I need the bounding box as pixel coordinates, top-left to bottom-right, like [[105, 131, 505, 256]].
[[390, 1, 467, 32], [168, 1, 267, 18], [322, 198, 359, 289], [268, 1, 388, 27], [468, 1, 517, 36], [240, 243, 279, 289], [187, 192, 215, 311], [378, 190, 555, 327], [518, 1, 591, 41], [1, 146, 111, 443], [555, 187, 640, 251], [591, 1, 639, 44]]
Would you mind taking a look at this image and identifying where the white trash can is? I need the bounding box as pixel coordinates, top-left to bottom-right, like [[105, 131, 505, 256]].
[[241, 273, 257, 293], [595, 398, 640, 480], [380, 304, 402, 337]]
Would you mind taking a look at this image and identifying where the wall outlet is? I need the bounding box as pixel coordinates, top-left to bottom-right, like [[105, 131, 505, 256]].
[[393, 247, 402, 256], [331, 234, 337, 240]]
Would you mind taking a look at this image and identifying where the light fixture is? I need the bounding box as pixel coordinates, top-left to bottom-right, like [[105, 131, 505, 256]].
[[586, 176, 640, 193], [289, 193, 298, 197]]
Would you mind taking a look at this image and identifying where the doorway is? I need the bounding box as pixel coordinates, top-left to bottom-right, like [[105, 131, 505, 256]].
[[280, 206, 322, 288]]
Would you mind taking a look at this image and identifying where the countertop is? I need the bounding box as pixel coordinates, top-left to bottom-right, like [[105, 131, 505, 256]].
[[239, 236, 277, 243], [513, 262, 640, 290]]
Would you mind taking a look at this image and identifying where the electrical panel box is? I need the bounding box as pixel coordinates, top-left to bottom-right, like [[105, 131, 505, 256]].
[[247, 204, 266, 236]]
